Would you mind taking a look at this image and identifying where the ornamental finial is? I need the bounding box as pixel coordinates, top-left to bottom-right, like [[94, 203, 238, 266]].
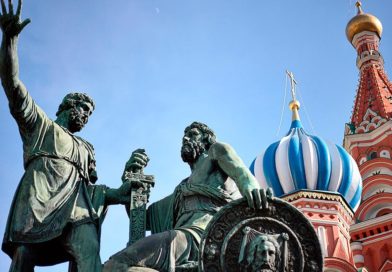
[[356, 1, 363, 14]]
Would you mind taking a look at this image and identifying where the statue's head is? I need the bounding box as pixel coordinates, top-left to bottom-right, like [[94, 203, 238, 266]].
[[181, 122, 216, 163], [244, 234, 279, 272], [56, 92, 95, 133]]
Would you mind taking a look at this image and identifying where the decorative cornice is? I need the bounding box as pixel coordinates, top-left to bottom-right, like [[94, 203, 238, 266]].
[[282, 190, 354, 217], [350, 212, 392, 231], [362, 231, 392, 245]]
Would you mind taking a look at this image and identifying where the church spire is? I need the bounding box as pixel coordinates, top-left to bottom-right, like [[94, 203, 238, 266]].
[[344, 4, 392, 272], [345, 2, 392, 134]]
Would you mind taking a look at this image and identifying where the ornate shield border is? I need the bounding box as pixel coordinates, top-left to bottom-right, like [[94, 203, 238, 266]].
[[198, 197, 323, 272]]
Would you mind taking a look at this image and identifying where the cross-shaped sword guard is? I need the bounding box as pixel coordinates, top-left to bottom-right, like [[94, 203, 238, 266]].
[[122, 171, 155, 246]]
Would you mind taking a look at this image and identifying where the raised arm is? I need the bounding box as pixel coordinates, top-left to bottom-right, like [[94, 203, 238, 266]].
[[0, 0, 30, 106], [209, 142, 271, 209]]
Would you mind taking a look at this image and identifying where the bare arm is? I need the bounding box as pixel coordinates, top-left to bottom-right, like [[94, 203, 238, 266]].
[[209, 142, 270, 209], [0, 0, 30, 107]]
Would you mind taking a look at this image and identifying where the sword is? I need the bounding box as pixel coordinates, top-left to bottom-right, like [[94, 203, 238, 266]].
[[122, 170, 155, 246]]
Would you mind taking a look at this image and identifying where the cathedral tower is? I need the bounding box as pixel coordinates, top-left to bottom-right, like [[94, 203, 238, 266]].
[[344, 2, 392, 271]]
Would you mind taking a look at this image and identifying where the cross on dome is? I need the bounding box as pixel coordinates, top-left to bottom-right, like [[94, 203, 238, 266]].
[[286, 70, 301, 121], [286, 70, 297, 102]]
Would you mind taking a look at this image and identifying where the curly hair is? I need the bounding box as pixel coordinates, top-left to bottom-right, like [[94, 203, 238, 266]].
[[56, 92, 95, 116], [184, 122, 217, 149]]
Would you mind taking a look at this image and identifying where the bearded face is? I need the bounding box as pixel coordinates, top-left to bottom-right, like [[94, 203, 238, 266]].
[[242, 236, 278, 272], [68, 108, 85, 132], [250, 241, 277, 272], [67, 102, 93, 133], [181, 139, 206, 163]]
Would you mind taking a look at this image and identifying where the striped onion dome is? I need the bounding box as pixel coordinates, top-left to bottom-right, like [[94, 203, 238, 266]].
[[250, 99, 362, 211]]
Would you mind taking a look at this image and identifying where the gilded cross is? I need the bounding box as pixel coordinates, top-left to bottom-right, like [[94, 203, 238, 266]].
[[286, 70, 298, 101]]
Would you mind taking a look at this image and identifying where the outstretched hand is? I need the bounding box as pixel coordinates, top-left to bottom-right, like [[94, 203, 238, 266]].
[[0, 0, 30, 38]]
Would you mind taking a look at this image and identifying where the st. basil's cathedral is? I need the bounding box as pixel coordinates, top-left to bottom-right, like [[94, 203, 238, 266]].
[[250, 2, 392, 271]]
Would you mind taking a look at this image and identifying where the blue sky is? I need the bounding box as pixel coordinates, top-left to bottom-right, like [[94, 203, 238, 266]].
[[0, 0, 391, 271]]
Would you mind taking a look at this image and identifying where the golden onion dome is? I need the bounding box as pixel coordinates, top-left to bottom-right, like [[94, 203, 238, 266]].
[[346, 1, 383, 43]]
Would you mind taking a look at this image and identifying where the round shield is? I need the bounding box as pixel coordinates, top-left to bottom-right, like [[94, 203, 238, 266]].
[[199, 197, 323, 272]]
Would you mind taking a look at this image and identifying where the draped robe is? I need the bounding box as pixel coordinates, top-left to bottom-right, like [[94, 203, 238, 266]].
[[2, 92, 107, 259]]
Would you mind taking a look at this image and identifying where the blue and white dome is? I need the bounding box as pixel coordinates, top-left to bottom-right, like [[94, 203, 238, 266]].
[[250, 100, 362, 211]]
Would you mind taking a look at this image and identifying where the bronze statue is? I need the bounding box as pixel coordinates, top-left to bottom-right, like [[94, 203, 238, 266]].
[[0, 1, 139, 271], [0, 2, 324, 271], [104, 122, 266, 271]]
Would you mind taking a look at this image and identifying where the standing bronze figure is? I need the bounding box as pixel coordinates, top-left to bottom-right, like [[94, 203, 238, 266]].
[[0, 1, 138, 271]]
